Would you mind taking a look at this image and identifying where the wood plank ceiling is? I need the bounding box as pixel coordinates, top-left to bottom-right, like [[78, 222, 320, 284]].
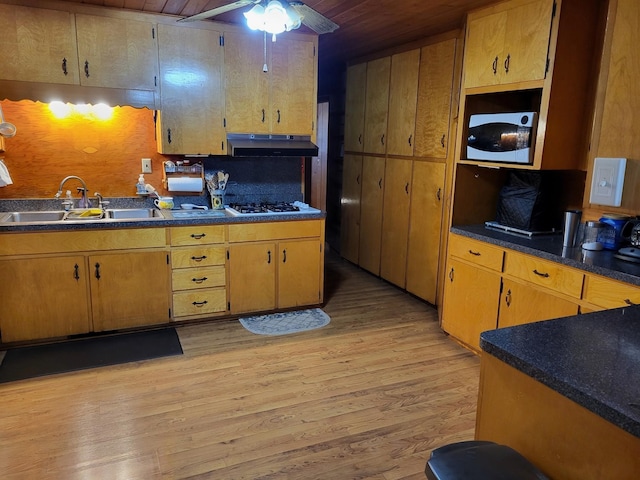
[[49, 0, 500, 71]]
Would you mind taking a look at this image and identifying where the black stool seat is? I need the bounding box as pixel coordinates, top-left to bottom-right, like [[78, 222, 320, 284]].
[[425, 441, 549, 480]]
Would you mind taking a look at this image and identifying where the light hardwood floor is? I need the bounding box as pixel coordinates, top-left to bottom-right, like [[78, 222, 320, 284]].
[[0, 250, 480, 479]]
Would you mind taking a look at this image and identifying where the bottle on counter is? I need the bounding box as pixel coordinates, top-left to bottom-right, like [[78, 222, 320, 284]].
[[136, 174, 146, 194]]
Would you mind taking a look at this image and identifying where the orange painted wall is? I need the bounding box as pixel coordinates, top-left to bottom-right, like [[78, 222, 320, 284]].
[[0, 100, 167, 199]]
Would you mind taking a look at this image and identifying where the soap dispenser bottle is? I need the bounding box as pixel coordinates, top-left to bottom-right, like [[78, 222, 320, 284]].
[[62, 190, 73, 211], [136, 174, 146, 194]]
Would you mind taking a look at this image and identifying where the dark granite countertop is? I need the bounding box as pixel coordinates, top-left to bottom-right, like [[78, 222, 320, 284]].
[[480, 307, 640, 439], [451, 224, 640, 287]]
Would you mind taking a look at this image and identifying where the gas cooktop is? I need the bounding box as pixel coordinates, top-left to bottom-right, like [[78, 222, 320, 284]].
[[225, 202, 321, 216]]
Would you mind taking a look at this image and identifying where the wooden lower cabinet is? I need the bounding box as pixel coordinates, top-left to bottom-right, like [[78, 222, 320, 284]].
[[229, 242, 277, 314], [0, 256, 91, 342], [583, 274, 640, 310], [498, 278, 579, 328], [90, 251, 171, 331], [441, 258, 501, 350], [340, 154, 363, 264], [358, 156, 385, 275], [278, 239, 323, 308]]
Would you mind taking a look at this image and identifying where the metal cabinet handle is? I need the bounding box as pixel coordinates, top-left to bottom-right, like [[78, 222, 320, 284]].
[[441, 134, 446, 147], [267, 250, 271, 264], [282, 249, 287, 263], [468, 250, 481, 256], [191, 255, 207, 262], [533, 269, 550, 278], [358, 134, 362, 145], [84, 60, 90, 78], [380, 134, 385, 145], [277, 109, 281, 124], [167, 128, 172, 144], [192, 277, 208, 284], [448, 267, 454, 282], [192, 300, 208, 307], [356, 174, 361, 185], [408, 134, 412, 146], [505, 289, 512, 307], [405, 183, 409, 194], [190, 233, 206, 239], [261, 109, 265, 123], [624, 298, 638, 306], [62, 58, 68, 76], [73, 263, 79, 281], [492, 56, 498, 75], [378, 178, 383, 189], [436, 188, 441, 201], [504, 53, 511, 73], [94, 262, 101, 280]]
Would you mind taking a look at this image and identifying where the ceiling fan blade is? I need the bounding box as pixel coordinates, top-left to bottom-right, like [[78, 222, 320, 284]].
[[177, 0, 258, 23], [289, 2, 339, 34]]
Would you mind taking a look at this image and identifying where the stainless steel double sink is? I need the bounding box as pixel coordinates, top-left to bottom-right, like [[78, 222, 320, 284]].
[[0, 208, 166, 224]]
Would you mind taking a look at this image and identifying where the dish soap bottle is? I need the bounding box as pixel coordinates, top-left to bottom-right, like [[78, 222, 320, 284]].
[[136, 174, 146, 194], [62, 190, 73, 211]]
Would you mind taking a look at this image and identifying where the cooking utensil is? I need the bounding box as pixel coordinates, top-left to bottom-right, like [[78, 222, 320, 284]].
[[0, 105, 17, 138]]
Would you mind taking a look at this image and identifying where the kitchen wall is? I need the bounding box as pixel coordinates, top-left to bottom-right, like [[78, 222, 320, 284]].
[[0, 99, 305, 205]]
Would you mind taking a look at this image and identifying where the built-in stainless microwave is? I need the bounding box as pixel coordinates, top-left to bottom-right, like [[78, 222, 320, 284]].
[[466, 112, 537, 164]]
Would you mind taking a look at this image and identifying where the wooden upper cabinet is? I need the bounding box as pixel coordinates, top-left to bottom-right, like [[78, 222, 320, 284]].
[[464, 0, 554, 89], [75, 14, 158, 91], [224, 31, 317, 136], [270, 36, 317, 135], [386, 49, 420, 156], [0, 4, 79, 84], [156, 24, 224, 155], [414, 39, 457, 158], [340, 154, 363, 265], [344, 63, 367, 152], [363, 57, 391, 154], [223, 31, 270, 134]]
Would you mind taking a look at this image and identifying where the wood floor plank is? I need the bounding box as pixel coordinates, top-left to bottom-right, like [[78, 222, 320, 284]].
[[0, 250, 480, 479]]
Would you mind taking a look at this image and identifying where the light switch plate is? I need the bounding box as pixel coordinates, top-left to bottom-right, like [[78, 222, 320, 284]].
[[141, 158, 152, 174], [590, 157, 626, 207]]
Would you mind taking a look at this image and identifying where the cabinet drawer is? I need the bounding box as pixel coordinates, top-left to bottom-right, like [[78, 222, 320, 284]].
[[448, 234, 504, 271], [171, 246, 226, 268], [172, 266, 226, 291], [504, 251, 584, 299], [584, 275, 640, 309], [173, 288, 226, 317], [169, 225, 226, 246], [229, 220, 322, 242]]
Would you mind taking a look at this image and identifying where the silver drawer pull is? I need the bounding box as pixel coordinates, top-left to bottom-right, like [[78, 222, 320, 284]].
[[533, 269, 550, 278]]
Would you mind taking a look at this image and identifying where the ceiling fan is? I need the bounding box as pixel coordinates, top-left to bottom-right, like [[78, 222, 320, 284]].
[[178, 0, 339, 35]]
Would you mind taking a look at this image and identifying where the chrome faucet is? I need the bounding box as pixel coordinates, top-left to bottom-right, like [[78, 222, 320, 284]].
[[55, 176, 91, 208], [94, 192, 109, 211]]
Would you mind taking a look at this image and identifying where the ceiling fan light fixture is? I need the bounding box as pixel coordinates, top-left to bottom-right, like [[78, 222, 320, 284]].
[[244, 1, 302, 37]]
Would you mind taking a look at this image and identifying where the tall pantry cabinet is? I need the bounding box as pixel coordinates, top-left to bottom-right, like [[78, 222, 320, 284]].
[[340, 34, 459, 304]]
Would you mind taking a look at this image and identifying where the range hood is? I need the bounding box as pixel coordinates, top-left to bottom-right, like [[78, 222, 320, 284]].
[[227, 133, 318, 157]]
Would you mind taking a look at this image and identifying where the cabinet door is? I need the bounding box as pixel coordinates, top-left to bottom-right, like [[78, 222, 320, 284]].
[[441, 259, 500, 351], [229, 243, 276, 314], [340, 154, 363, 264], [358, 156, 386, 275], [380, 158, 413, 287], [406, 161, 446, 303], [386, 49, 420, 156], [75, 14, 158, 91], [156, 24, 224, 155], [278, 239, 321, 308], [0, 4, 79, 84], [0, 256, 90, 342], [363, 57, 391, 154], [90, 251, 170, 331], [464, 11, 507, 88], [414, 39, 456, 158], [344, 63, 367, 152], [270, 35, 316, 135], [224, 31, 270, 134], [498, 278, 579, 328]]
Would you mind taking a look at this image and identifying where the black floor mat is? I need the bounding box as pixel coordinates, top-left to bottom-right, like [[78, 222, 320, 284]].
[[0, 328, 183, 384]]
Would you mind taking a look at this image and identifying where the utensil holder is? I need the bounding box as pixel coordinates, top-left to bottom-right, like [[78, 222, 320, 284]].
[[210, 190, 225, 210]]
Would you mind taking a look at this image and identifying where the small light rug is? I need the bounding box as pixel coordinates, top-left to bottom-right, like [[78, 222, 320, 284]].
[[239, 308, 330, 336]]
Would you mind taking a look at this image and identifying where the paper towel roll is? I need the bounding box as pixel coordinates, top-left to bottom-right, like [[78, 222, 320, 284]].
[[167, 176, 203, 192]]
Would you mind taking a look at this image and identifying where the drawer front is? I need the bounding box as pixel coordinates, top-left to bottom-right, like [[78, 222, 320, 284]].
[[169, 225, 226, 246], [171, 246, 226, 268], [229, 220, 322, 242], [173, 288, 227, 317], [584, 275, 640, 309], [504, 251, 584, 298], [448, 234, 504, 271], [172, 266, 226, 291]]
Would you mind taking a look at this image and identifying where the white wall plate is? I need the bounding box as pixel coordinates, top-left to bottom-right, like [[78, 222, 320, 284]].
[[590, 157, 626, 207]]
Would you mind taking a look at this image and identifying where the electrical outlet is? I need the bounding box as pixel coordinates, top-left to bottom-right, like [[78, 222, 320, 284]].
[[141, 158, 152, 174], [590, 157, 626, 207]]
